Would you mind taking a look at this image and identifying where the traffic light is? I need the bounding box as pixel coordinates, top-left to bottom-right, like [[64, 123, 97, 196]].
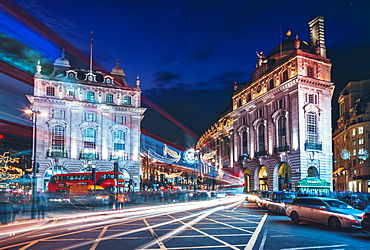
[[92, 167, 96, 183], [34, 162, 39, 173], [114, 162, 119, 179]]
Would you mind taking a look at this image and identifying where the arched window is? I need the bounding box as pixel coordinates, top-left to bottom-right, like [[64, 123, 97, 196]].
[[46, 86, 55, 96], [306, 112, 317, 144], [86, 91, 95, 101], [84, 128, 96, 150], [242, 131, 248, 155], [51, 125, 64, 155], [123, 96, 131, 105], [258, 124, 265, 154], [278, 116, 287, 149], [307, 166, 319, 177]]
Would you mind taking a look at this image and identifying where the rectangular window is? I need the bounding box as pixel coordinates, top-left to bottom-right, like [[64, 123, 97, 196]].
[[308, 94, 314, 103], [46, 86, 55, 96], [242, 117, 247, 125], [353, 149, 357, 156], [278, 99, 284, 109], [258, 109, 263, 118], [352, 129, 356, 136], [339, 103, 345, 117], [67, 90, 75, 98], [358, 138, 364, 145], [123, 96, 131, 105], [282, 70, 288, 82], [84, 113, 97, 122], [352, 140, 357, 146], [52, 110, 65, 119], [106, 93, 113, 103], [358, 126, 364, 134], [114, 116, 126, 124], [84, 128, 96, 149], [86, 91, 95, 101], [307, 66, 314, 78]]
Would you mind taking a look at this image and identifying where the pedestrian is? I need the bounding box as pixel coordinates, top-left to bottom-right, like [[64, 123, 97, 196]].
[[117, 191, 125, 210], [10, 192, 20, 223], [35, 190, 47, 219]]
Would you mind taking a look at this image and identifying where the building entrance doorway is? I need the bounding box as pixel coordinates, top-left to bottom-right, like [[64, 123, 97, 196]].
[[278, 162, 291, 190], [259, 166, 268, 190]]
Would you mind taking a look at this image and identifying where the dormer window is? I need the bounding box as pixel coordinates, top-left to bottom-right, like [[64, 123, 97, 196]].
[[269, 79, 274, 90], [46, 86, 55, 96]]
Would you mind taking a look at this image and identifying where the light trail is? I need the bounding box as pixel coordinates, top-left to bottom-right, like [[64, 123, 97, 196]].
[[139, 199, 245, 250], [59, 197, 244, 250]]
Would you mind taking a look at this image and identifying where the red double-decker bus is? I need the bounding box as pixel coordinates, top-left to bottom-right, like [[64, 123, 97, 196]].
[[47, 171, 125, 194]]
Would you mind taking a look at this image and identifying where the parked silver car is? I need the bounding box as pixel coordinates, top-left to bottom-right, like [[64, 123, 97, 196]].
[[285, 197, 364, 229]]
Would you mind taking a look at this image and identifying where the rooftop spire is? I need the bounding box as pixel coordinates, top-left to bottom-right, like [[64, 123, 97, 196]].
[[89, 31, 93, 73]]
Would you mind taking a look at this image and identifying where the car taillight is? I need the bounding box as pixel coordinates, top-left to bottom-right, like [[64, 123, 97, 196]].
[[363, 213, 369, 219], [318, 206, 326, 210]]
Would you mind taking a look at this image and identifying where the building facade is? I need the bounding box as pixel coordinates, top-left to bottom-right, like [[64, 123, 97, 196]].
[[333, 79, 370, 192], [198, 16, 334, 193], [27, 52, 146, 191]]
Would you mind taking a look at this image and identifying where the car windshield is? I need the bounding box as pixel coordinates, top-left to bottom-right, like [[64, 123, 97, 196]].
[[324, 200, 350, 209], [278, 193, 295, 200]]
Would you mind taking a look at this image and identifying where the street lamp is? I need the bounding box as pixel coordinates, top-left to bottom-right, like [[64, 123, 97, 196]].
[[25, 108, 46, 219]]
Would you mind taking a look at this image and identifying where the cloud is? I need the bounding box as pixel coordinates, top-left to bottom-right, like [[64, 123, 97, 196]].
[[191, 44, 216, 61], [153, 70, 181, 85]]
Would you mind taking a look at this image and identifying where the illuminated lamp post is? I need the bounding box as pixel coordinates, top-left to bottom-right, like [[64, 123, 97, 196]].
[[25, 108, 46, 219]]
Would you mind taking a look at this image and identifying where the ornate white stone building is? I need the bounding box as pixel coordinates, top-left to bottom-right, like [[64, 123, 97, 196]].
[[27, 52, 146, 191], [198, 16, 335, 193]]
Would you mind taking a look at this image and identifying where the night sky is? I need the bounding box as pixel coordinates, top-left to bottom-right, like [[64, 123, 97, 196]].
[[3, 0, 370, 148]]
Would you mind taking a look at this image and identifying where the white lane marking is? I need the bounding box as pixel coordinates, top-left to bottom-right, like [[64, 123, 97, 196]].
[[26, 232, 51, 238], [280, 245, 348, 250], [143, 218, 167, 250], [90, 226, 108, 250], [259, 229, 267, 250], [244, 213, 268, 250]]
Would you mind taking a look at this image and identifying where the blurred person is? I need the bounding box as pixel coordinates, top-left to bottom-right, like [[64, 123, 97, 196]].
[[35, 190, 47, 219], [10, 192, 21, 223], [117, 191, 125, 210]]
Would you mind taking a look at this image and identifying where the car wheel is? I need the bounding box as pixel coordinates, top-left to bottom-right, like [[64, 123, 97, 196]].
[[290, 211, 300, 224], [328, 217, 341, 230]]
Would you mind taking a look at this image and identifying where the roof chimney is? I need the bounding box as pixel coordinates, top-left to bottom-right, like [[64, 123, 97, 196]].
[[308, 16, 326, 58]]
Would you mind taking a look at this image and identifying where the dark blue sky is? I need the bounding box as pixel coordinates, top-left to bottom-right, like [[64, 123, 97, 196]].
[[5, 0, 370, 148]]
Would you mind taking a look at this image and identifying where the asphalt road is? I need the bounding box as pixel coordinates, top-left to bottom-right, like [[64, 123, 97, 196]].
[[0, 198, 369, 250]]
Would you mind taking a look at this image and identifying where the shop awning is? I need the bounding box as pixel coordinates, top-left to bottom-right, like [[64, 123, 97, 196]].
[[296, 177, 330, 188], [333, 167, 344, 175]]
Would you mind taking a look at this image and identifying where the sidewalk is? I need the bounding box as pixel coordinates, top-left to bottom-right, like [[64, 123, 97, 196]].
[[0, 212, 50, 240], [0, 207, 100, 240]]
